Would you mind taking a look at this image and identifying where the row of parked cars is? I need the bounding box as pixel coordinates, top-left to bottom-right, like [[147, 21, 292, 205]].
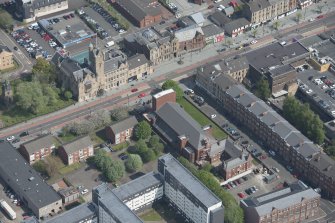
[[91, 3, 126, 34], [224, 175, 249, 191], [4, 188, 22, 207], [77, 9, 110, 39]]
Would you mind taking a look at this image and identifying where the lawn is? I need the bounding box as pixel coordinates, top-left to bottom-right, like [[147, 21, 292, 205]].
[[0, 99, 74, 127], [58, 133, 78, 143], [59, 162, 84, 175], [177, 98, 227, 140], [140, 209, 162, 221], [139, 201, 185, 223], [113, 141, 130, 151]]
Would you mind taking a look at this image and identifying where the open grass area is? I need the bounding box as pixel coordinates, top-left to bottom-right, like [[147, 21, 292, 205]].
[[139, 201, 185, 223], [90, 129, 108, 145], [177, 98, 227, 140], [113, 141, 130, 151], [58, 133, 78, 143], [140, 209, 162, 221], [59, 162, 84, 175], [0, 99, 74, 127]]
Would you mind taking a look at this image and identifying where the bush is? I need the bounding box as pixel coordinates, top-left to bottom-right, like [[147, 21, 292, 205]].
[[162, 80, 183, 99], [134, 121, 152, 140], [125, 154, 143, 172]]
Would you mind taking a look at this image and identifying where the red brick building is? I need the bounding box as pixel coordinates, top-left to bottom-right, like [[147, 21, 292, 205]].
[[221, 141, 253, 180], [111, 0, 163, 28], [152, 88, 176, 111], [19, 135, 56, 164], [105, 116, 138, 145], [58, 136, 94, 165]]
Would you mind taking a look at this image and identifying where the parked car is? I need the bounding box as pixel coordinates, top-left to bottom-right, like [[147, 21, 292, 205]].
[[138, 93, 146, 98], [269, 150, 276, 156], [6, 136, 15, 141], [131, 88, 138, 92], [81, 189, 89, 195]]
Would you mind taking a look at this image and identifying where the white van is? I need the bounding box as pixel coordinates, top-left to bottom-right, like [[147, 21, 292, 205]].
[[105, 41, 115, 48], [219, 4, 225, 10]]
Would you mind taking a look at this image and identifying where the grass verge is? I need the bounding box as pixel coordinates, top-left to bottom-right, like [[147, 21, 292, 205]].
[[177, 98, 227, 140]]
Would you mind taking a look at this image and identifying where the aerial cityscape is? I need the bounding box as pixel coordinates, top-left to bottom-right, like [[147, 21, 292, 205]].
[[0, 0, 334, 222]]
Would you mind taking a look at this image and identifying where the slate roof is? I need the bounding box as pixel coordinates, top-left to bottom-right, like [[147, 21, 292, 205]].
[[22, 135, 56, 155], [0, 142, 61, 209], [155, 102, 210, 150], [241, 181, 320, 217], [128, 54, 148, 70], [224, 18, 250, 34], [310, 153, 335, 179], [62, 135, 93, 154], [223, 140, 249, 169], [223, 6, 234, 16], [246, 0, 271, 13], [109, 116, 138, 134], [202, 24, 224, 38], [174, 25, 204, 42], [210, 11, 231, 27]]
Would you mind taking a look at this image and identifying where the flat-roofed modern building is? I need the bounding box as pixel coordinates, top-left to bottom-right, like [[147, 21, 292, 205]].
[[44, 203, 97, 223], [0, 142, 62, 219], [92, 184, 144, 223], [16, 0, 68, 23], [158, 154, 225, 223], [112, 172, 163, 212], [93, 154, 224, 223], [240, 181, 320, 223]]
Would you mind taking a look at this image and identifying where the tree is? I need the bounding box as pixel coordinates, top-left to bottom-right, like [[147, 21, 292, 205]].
[[283, 97, 325, 144], [135, 139, 149, 153], [104, 160, 125, 182], [141, 149, 156, 163], [225, 39, 233, 48], [161, 80, 183, 100], [251, 28, 258, 38], [15, 81, 48, 114], [273, 21, 281, 30], [125, 154, 143, 172], [296, 12, 302, 23], [45, 156, 59, 177], [317, 5, 323, 13], [149, 135, 160, 147], [134, 121, 152, 140], [0, 10, 13, 30], [32, 58, 56, 84], [89, 110, 112, 129], [110, 107, 128, 121], [69, 120, 95, 135], [202, 163, 213, 172], [64, 91, 73, 100], [32, 160, 48, 176], [324, 145, 335, 157], [254, 78, 271, 100]]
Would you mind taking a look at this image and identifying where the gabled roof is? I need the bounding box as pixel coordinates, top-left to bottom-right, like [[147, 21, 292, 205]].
[[202, 24, 224, 38], [210, 11, 231, 26], [174, 25, 204, 42], [114, 0, 161, 21], [246, 0, 271, 13], [109, 116, 138, 134], [128, 54, 148, 70], [190, 12, 205, 25], [155, 102, 209, 150], [22, 135, 56, 155], [62, 135, 93, 154], [224, 18, 250, 34]]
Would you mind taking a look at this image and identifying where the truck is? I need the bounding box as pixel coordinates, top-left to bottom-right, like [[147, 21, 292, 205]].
[[0, 199, 16, 220], [105, 41, 115, 48]]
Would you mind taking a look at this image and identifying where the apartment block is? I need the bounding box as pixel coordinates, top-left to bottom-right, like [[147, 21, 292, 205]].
[[243, 0, 297, 25], [93, 154, 225, 223], [196, 71, 335, 200], [58, 136, 94, 165], [19, 135, 56, 164], [158, 154, 225, 223], [105, 116, 138, 145], [241, 181, 320, 223]]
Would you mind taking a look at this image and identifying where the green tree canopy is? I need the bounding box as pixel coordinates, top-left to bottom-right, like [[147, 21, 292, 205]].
[[254, 78, 271, 100], [32, 58, 57, 84], [64, 91, 73, 100], [134, 121, 152, 140], [161, 80, 183, 99], [104, 160, 125, 182], [110, 107, 128, 121], [135, 139, 149, 154], [149, 135, 160, 147], [125, 154, 143, 172], [283, 97, 325, 144], [0, 10, 13, 30], [141, 149, 156, 163], [32, 160, 48, 176]]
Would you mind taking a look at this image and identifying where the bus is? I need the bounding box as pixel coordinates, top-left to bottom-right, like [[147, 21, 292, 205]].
[[0, 200, 16, 220]]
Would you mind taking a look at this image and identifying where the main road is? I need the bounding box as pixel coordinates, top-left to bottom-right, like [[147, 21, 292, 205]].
[[0, 12, 335, 140]]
